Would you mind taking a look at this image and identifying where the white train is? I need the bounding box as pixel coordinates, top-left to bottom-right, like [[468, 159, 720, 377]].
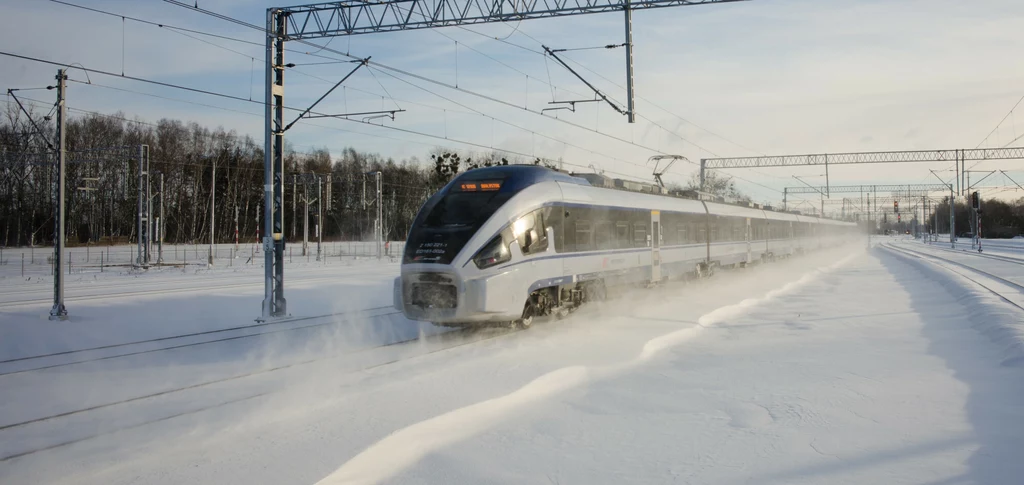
[[394, 165, 860, 328]]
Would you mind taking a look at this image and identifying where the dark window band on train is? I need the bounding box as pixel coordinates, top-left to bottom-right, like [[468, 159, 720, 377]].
[[404, 165, 586, 265]]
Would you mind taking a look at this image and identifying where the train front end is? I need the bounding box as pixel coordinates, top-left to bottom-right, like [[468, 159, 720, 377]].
[[393, 165, 572, 326]]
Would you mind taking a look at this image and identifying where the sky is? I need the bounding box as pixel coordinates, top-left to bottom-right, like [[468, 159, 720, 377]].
[[2, 0, 1024, 212]]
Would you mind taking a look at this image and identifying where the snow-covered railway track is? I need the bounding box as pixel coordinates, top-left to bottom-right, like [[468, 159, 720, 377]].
[[883, 243, 1024, 311], [978, 241, 1024, 252], [0, 306, 398, 376], [920, 243, 1024, 265], [0, 325, 521, 462]]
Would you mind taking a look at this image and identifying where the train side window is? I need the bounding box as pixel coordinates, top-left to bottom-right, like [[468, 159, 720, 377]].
[[633, 222, 647, 247], [615, 222, 630, 248], [575, 221, 593, 251], [595, 221, 614, 250], [547, 206, 564, 252], [513, 210, 548, 255]]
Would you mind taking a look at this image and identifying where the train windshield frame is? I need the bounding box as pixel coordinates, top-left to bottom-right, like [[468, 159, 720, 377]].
[[404, 176, 514, 264], [422, 190, 512, 228]]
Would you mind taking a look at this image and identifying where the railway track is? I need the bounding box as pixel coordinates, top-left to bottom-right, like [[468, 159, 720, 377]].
[[916, 242, 1024, 265], [970, 242, 1024, 253], [883, 243, 1024, 311], [0, 305, 398, 376], [0, 324, 522, 462]]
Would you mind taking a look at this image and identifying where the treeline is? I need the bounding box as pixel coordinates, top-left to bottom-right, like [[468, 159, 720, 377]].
[[0, 106, 553, 247], [929, 197, 1024, 238]]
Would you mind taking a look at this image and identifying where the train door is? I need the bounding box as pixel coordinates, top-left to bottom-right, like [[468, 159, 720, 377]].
[[651, 211, 661, 282], [745, 218, 752, 264]]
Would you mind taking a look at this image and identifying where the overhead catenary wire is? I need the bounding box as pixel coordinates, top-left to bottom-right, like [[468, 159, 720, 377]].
[[491, 28, 766, 156], [119, 1, 723, 186], [3, 88, 569, 179], [45, 52, 639, 175], [976, 92, 1024, 149], [50, 0, 682, 181], [51, 1, 783, 199], [65, 0, 759, 168], [368, 65, 650, 172], [155, 2, 691, 165], [2, 95, 429, 158], [6, 51, 782, 200]]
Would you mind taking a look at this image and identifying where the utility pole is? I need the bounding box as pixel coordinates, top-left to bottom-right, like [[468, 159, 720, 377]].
[[147, 176, 154, 260], [950, 185, 956, 249], [292, 175, 296, 240], [316, 175, 323, 261], [209, 159, 216, 266], [376, 171, 383, 259], [136, 145, 151, 268], [234, 206, 239, 253], [303, 179, 309, 256], [49, 69, 68, 321], [157, 172, 164, 263], [624, 0, 635, 124], [261, 11, 286, 320]]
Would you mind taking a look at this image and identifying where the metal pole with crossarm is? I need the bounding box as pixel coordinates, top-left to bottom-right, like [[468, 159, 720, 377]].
[[259, 0, 747, 320]]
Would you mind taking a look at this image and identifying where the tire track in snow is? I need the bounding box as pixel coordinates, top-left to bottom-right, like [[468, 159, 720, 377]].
[[315, 254, 860, 485]]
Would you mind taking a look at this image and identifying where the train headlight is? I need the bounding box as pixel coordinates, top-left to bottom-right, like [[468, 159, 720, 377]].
[[473, 236, 511, 269]]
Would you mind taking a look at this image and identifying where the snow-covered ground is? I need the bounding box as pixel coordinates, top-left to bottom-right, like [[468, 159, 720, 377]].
[[0, 241, 405, 278], [1, 238, 1023, 484]]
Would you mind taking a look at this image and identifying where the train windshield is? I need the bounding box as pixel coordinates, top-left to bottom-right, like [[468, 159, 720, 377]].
[[405, 189, 513, 264], [423, 191, 511, 228]]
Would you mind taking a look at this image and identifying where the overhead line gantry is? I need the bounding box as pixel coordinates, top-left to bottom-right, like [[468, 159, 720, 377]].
[[701, 147, 1024, 198], [260, 0, 748, 320]]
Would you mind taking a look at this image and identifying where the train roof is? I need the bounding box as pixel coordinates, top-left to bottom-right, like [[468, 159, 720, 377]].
[[454, 165, 588, 192], [457, 165, 854, 225]]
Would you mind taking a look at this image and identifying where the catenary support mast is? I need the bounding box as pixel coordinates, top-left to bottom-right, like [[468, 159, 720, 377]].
[[260, 0, 745, 319]]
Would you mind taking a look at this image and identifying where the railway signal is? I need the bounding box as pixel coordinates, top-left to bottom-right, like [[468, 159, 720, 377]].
[[894, 200, 899, 213]]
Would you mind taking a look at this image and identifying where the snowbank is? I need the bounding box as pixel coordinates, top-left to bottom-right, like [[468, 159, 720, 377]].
[[883, 247, 1024, 366]]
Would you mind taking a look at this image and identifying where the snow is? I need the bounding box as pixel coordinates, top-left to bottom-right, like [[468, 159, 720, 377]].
[[0, 252, 404, 359], [887, 239, 1024, 366], [2, 239, 1024, 485]]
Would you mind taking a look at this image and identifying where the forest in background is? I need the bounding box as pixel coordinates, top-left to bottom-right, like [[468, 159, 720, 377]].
[[4, 105, 1022, 248], [0, 106, 563, 248]]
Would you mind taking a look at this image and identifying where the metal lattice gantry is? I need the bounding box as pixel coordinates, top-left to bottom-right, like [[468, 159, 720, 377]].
[[783, 183, 951, 196], [278, 0, 747, 38], [703, 147, 1024, 169], [261, 0, 748, 320], [700, 147, 1024, 198], [782, 183, 957, 223]]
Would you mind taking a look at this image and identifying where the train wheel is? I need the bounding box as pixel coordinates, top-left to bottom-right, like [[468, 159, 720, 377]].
[[514, 301, 536, 329]]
